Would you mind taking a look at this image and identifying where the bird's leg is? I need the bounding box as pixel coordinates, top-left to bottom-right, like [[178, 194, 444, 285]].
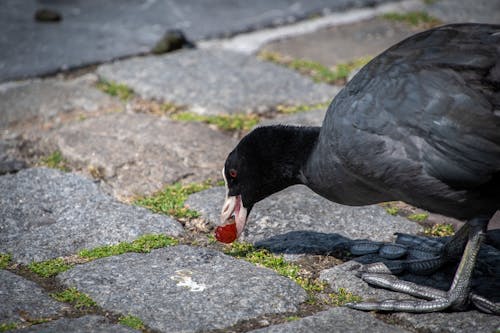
[[347, 217, 500, 313]]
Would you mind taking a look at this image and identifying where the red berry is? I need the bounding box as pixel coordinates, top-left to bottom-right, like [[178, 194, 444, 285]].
[[215, 223, 237, 243]]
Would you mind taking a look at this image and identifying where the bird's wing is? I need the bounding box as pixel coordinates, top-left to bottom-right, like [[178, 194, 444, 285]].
[[322, 24, 500, 195]]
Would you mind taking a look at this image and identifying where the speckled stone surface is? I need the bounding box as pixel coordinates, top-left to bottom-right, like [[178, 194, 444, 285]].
[[57, 245, 307, 333], [249, 307, 410, 333], [0, 270, 68, 325], [97, 49, 334, 115], [0, 168, 183, 263]]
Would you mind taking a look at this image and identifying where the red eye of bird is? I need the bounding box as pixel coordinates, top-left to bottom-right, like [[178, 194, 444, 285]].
[[229, 169, 237, 179]]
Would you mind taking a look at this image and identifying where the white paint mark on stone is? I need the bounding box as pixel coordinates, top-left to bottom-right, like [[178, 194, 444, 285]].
[[170, 269, 207, 292]]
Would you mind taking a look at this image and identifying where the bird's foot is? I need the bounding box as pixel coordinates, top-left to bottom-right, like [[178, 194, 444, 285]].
[[346, 273, 500, 314], [345, 217, 499, 314]]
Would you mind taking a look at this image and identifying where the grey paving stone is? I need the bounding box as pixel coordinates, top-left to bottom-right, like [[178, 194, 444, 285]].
[[57, 245, 307, 333], [0, 270, 67, 325], [260, 16, 417, 68], [97, 49, 334, 115], [393, 311, 500, 333], [0, 168, 183, 264], [12, 315, 140, 333], [249, 307, 410, 333], [45, 112, 237, 199], [186, 185, 422, 254], [0, 74, 121, 129], [0, 0, 395, 82], [259, 108, 326, 127]]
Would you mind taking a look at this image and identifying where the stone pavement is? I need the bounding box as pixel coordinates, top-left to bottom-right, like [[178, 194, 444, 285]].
[[1, 1, 499, 332]]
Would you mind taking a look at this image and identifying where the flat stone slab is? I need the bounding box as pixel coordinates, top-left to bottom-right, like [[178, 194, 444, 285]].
[[12, 315, 140, 333], [45, 112, 237, 199], [186, 185, 422, 254], [0, 270, 67, 326], [57, 245, 307, 333], [427, 0, 500, 24], [0, 74, 121, 129], [97, 49, 334, 115], [0, 0, 394, 82], [0, 168, 183, 264], [249, 307, 410, 333]]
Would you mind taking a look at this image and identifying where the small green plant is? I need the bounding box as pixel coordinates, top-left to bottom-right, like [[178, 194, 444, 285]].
[[285, 316, 300, 322], [384, 205, 399, 216], [171, 112, 260, 132], [39, 151, 70, 172], [119, 315, 145, 330], [0, 322, 17, 332], [135, 182, 211, 219], [328, 288, 362, 306], [51, 288, 96, 309], [224, 242, 325, 296], [0, 253, 11, 269], [79, 234, 178, 260], [424, 223, 455, 237], [276, 101, 330, 114], [260, 51, 371, 84], [382, 11, 441, 28], [28, 258, 73, 278], [408, 213, 429, 222], [96, 80, 134, 101]]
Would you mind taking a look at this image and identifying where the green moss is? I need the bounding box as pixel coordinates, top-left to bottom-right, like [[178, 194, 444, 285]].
[[96, 80, 134, 101], [135, 182, 211, 219], [224, 242, 326, 296], [39, 151, 70, 172], [385, 206, 399, 216], [408, 213, 429, 222], [424, 223, 455, 237], [28, 258, 73, 278], [50, 288, 97, 309], [0, 253, 12, 269], [171, 112, 260, 132], [382, 11, 441, 27], [259, 51, 371, 84], [285, 316, 300, 322], [276, 101, 330, 114], [0, 322, 17, 332], [79, 234, 178, 260], [328, 288, 362, 306], [119, 315, 145, 330]]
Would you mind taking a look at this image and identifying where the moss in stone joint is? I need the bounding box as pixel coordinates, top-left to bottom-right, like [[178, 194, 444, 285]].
[[0, 322, 18, 332], [134, 181, 212, 219], [171, 112, 260, 132], [328, 288, 362, 306], [424, 223, 455, 237], [78, 234, 178, 260], [259, 51, 371, 84], [50, 287, 97, 309], [0, 253, 12, 269], [28, 258, 73, 278], [382, 11, 442, 28], [96, 79, 134, 101], [39, 151, 70, 172], [408, 213, 429, 222], [119, 315, 146, 330], [275, 101, 330, 115]]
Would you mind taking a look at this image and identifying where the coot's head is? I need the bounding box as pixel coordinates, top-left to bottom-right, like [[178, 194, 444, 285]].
[[217, 126, 319, 241]]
